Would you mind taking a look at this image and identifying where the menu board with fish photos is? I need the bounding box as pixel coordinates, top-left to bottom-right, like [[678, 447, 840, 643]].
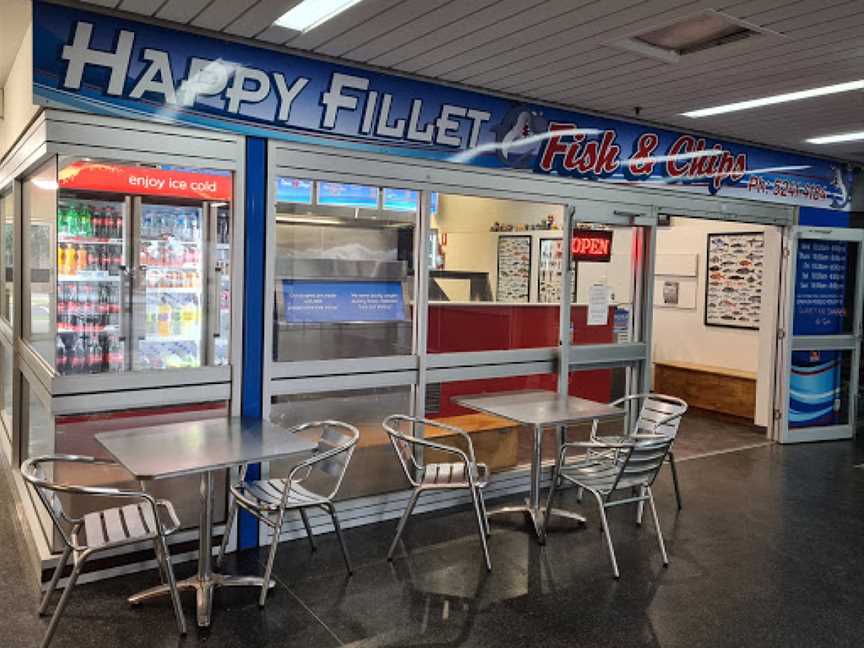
[[497, 236, 531, 302], [705, 232, 765, 329]]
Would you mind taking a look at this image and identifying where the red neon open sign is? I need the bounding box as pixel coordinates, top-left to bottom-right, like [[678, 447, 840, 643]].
[[571, 229, 613, 262]]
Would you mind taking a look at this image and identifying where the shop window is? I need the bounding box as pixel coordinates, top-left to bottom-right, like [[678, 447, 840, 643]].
[[269, 386, 412, 500], [272, 177, 416, 362], [1, 189, 13, 324], [427, 194, 564, 353], [52, 401, 229, 534], [570, 224, 645, 347], [426, 373, 559, 469], [23, 157, 234, 374]]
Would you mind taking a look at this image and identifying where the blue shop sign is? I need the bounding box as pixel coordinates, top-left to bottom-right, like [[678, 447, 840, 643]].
[[33, 1, 859, 211], [282, 280, 407, 323]]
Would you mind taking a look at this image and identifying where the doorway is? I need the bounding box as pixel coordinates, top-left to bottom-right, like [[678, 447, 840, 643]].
[[651, 216, 782, 457]]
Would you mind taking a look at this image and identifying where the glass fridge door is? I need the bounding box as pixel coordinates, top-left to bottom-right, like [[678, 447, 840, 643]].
[[210, 203, 231, 366], [56, 194, 130, 375], [134, 200, 205, 370]]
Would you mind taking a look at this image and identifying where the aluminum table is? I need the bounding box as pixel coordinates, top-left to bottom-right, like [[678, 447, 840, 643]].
[[96, 417, 316, 627], [454, 390, 623, 543]]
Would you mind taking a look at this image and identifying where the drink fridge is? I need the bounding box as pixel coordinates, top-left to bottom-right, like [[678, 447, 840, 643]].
[[55, 165, 232, 375]]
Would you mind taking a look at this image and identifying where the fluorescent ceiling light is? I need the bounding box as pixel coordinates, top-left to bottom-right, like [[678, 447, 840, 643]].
[[275, 0, 364, 32], [806, 131, 864, 145], [681, 79, 864, 118]]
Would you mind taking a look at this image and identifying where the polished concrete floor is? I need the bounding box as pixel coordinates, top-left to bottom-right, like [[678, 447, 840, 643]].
[[3, 435, 863, 648]]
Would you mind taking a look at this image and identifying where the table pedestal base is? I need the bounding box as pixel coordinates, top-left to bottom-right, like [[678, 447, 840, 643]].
[[128, 574, 276, 627], [487, 499, 586, 543]]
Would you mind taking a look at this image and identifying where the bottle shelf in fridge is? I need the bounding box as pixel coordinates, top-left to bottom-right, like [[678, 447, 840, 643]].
[[58, 237, 125, 246], [58, 273, 121, 283], [144, 335, 200, 343], [58, 324, 120, 334]]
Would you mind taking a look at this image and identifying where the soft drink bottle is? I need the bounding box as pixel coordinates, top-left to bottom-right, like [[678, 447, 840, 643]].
[[82, 205, 93, 238], [108, 337, 123, 372], [158, 296, 172, 337], [88, 246, 98, 271], [91, 208, 101, 239], [171, 297, 183, 336], [87, 336, 102, 373], [76, 244, 88, 272], [55, 337, 67, 375], [70, 336, 86, 374]]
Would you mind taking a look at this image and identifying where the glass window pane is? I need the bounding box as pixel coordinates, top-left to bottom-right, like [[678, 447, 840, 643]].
[[426, 373, 558, 469], [54, 402, 229, 529], [270, 387, 412, 499], [1, 189, 13, 323], [0, 343, 11, 443], [789, 349, 851, 428], [793, 239, 857, 336], [571, 224, 641, 346], [428, 194, 563, 353], [273, 177, 415, 362], [24, 159, 57, 363]]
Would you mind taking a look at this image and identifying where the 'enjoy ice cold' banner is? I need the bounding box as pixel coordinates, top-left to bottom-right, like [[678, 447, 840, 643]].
[[33, 1, 859, 211]]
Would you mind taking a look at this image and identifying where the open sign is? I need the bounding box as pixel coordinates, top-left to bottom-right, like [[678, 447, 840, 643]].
[[571, 229, 613, 262]]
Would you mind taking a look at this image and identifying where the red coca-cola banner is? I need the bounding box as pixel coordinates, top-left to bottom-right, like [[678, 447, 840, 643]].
[[58, 162, 233, 201]]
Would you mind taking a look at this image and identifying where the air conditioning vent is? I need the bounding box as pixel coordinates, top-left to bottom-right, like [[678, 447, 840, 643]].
[[613, 10, 778, 63]]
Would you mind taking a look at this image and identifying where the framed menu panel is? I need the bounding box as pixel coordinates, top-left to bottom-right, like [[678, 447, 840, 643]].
[[705, 232, 765, 329], [497, 235, 531, 302]]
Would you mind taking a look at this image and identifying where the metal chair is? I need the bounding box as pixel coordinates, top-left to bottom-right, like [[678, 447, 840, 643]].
[[21, 455, 186, 648], [544, 435, 674, 578], [216, 420, 359, 606], [383, 415, 492, 572], [587, 393, 688, 514]]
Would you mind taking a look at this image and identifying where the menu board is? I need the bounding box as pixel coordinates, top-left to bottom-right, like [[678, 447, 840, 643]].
[[282, 280, 406, 323], [496, 236, 531, 302], [793, 239, 851, 335], [317, 182, 378, 208], [704, 232, 764, 329], [275, 177, 313, 204], [383, 188, 418, 212]]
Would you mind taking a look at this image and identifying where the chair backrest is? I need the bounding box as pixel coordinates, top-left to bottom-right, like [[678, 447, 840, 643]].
[[287, 421, 359, 501], [633, 394, 688, 438], [612, 436, 675, 492], [382, 415, 426, 487], [20, 454, 124, 550]]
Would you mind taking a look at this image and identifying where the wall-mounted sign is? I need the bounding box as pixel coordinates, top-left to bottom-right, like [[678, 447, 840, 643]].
[[58, 161, 233, 201], [32, 1, 858, 213], [571, 229, 613, 262]]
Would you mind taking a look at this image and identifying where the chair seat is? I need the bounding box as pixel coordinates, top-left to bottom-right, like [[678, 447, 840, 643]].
[[421, 461, 489, 488], [559, 458, 646, 495], [230, 479, 326, 512], [76, 501, 179, 550]]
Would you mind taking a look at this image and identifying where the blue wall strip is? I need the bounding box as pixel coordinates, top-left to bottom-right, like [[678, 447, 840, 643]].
[[238, 136, 267, 550]]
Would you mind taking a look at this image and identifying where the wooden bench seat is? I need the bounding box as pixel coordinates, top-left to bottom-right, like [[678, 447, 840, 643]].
[[653, 361, 756, 420]]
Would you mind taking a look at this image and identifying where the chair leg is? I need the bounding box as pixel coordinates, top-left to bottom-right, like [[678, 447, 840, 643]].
[[593, 493, 619, 579], [259, 515, 285, 608], [669, 452, 683, 510], [647, 487, 669, 566], [477, 488, 491, 537], [326, 504, 353, 575], [39, 545, 72, 616], [299, 509, 317, 552], [470, 486, 492, 572], [543, 472, 560, 535], [157, 536, 187, 635], [216, 498, 239, 567], [387, 489, 421, 561], [576, 486, 583, 503], [40, 553, 86, 648], [636, 487, 645, 526]]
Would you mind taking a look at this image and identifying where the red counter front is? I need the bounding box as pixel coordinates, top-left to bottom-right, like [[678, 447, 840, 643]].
[[428, 303, 616, 416]]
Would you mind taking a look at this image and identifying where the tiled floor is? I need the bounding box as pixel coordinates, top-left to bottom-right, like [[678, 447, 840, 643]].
[[3, 433, 863, 648]]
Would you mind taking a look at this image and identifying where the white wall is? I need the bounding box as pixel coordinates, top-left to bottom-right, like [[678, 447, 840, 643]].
[[1, 24, 36, 159], [652, 216, 780, 426]]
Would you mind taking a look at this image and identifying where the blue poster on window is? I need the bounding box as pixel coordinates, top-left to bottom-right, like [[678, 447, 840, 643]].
[[283, 280, 406, 323], [383, 188, 418, 212]]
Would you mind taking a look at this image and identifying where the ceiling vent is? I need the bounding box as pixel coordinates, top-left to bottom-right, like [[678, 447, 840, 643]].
[[612, 10, 780, 63]]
